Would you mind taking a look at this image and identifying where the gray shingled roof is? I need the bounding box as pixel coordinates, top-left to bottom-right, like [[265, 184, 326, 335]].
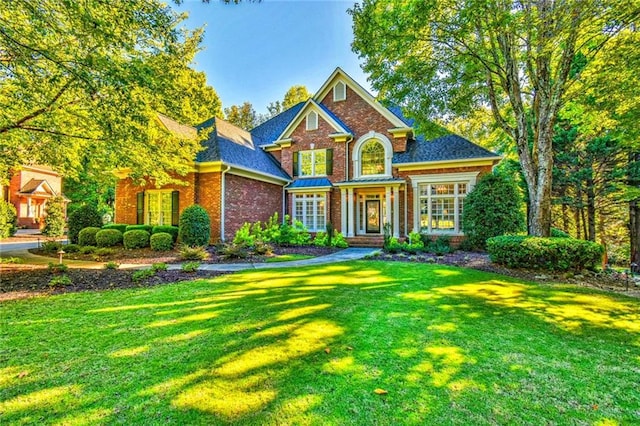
[[250, 103, 305, 144], [393, 134, 499, 164], [287, 178, 332, 189], [196, 118, 290, 180]]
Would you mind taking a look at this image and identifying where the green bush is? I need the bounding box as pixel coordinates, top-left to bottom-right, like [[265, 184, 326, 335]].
[[182, 261, 200, 273], [221, 243, 249, 259], [95, 229, 123, 247], [42, 196, 66, 237], [150, 232, 173, 251], [48, 262, 69, 274], [486, 235, 604, 271], [179, 205, 210, 247], [402, 231, 425, 254], [103, 223, 128, 234], [385, 237, 403, 254], [94, 247, 115, 256], [276, 216, 310, 246], [152, 225, 179, 242], [462, 173, 526, 249], [104, 261, 120, 270], [49, 274, 72, 288], [78, 227, 101, 246], [63, 243, 80, 253], [425, 235, 453, 255], [68, 205, 102, 243], [179, 244, 208, 261], [313, 231, 328, 247], [0, 199, 18, 239], [132, 268, 155, 283], [551, 228, 571, 238], [123, 230, 150, 249], [332, 231, 348, 248], [261, 213, 281, 243], [233, 222, 256, 248], [42, 240, 63, 253], [152, 262, 168, 272], [80, 246, 96, 254], [125, 224, 153, 234], [254, 240, 273, 255]]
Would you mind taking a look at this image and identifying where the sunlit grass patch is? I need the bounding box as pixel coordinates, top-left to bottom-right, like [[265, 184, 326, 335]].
[[1, 261, 639, 424], [265, 254, 314, 263]]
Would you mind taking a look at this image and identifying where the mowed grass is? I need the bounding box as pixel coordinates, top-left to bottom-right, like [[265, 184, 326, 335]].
[[265, 254, 314, 263], [1, 261, 639, 425]]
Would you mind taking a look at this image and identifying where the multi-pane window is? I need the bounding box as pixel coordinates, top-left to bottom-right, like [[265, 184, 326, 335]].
[[299, 149, 327, 177], [293, 193, 326, 231], [147, 191, 173, 226], [419, 182, 467, 233], [360, 140, 385, 176]]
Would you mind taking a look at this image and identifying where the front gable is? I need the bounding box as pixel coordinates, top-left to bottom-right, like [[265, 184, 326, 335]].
[[273, 99, 352, 145]]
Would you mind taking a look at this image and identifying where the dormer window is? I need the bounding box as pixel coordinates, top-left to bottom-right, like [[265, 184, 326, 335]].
[[333, 81, 346, 102], [352, 131, 393, 179], [306, 111, 318, 131]]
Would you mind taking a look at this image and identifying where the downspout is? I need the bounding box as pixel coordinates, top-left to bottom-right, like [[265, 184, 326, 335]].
[[404, 185, 408, 237], [282, 185, 287, 222], [220, 164, 231, 241], [344, 135, 354, 235]]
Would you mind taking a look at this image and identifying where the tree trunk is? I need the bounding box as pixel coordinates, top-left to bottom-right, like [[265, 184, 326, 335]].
[[631, 200, 640, 272], [586, 171, 596, 242]]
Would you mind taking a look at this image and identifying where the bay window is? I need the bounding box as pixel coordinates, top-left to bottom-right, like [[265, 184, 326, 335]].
[[292, 193, 326, 231]]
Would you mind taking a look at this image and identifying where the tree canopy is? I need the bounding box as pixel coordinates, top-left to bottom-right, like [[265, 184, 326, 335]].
[[0, 0, 222, 185], [224, 102, 258, 131]]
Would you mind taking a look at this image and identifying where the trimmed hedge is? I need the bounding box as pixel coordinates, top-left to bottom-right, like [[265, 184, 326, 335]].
[[103, 223, 128, 234], [486, 235, 604, 272], [0, 199, 18, 239], [150, 232, 173, 251], [68, 205, 102, 243], [125, 224, 153, 234], [123, 230, 150, 249], [179, 205, 210, 247], [95, 229, 123, 247], [152, 225, 179, 242], [78, 227, 101, 246]]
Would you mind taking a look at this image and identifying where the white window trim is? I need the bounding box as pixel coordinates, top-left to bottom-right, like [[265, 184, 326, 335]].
[[298, 149, 327, 177], [352, 131, 393, 179], [306, 111, 318, 131], [145, 189, 173, 226], [410, 172, 479, 235], [292, 192, 327, 232], [333, 81, 346, 102]]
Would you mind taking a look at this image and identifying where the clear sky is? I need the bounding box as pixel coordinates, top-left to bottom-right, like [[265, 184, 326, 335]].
[[171, 0, 372, 115]]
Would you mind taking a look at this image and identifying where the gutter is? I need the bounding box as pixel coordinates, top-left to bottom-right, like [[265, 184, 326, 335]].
[[220, 164, 231, 241], [345, 135, 354, 181]]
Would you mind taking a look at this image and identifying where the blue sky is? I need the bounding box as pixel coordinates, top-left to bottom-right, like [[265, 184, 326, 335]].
[[172, 0, 372, 115]]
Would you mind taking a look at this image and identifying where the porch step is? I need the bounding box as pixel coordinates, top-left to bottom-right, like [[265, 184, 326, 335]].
[[346, 236, 385, 248]]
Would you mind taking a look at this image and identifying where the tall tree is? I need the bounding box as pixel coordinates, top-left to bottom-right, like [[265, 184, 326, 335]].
[[224, 102, 257, 131], [283, 85, 311, 110], [0, 0, 218, 185], [350, 0, 638, 236]]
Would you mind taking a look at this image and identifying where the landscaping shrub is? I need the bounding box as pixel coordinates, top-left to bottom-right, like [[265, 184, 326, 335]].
[[132, 268, 155, 283], [425, 235, 454, 255], [78, 227, 101, 246], [80, 246, 96, 254], [233, 222, 256, 248], [152, 225, 179, 242], [49, 275, 72, 288], [332, 231, 348, 248], [125, 224, 153, 234], [42, 240, 63, 253], [48, 262, 69, 274], [551, 227, 571, 238], [150, 232, 173, 251], [179, 205, 210, 247], [42, 196, 66, 237], [385, 237, 403, 254], [123, 230, 150, 249], [313, 231, 328, 247], [182, 261, 200, 273], [462, 172, 526, 249], [152, 262, 168, 272], [402, 231, 425, 254], [0, 199, 18, 238], [221, 243, 249, 259], [254, 240, 273, 255], [103, 223, 128, 234], [94, 247, 115, 256], [261, 213, 281, 243], [104, 261, 120, 270], [63, 243, 80, 253], [179, 244, 208, 261], [486, 235, 604, 271], [95, 229, 123, 247], [276, 216, 310, 246], [68, 205, 102, 243]]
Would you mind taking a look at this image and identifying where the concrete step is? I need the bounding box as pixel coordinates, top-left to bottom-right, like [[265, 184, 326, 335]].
[[346, 236, 385, 248]]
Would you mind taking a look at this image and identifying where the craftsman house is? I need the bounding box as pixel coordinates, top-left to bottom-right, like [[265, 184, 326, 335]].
[[114, 68, 501, 244]]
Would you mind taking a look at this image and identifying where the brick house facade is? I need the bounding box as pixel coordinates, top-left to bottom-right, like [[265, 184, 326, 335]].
[[114, 68, 500, 244]]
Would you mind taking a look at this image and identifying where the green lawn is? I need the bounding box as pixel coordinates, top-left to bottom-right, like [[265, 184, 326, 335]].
[[1, 261, 639, 425], [265, 254, 314, 263]]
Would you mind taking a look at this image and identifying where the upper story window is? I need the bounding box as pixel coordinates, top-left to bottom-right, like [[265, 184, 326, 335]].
[[333, 81, 346, 102], [295, 149, 333, 177], [361, 140, 386, 176], [306, 111, 318, 131]]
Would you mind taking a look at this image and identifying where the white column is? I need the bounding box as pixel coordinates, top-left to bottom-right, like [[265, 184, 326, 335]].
[[341, 188, 347, 235], [355, 194, 360, 235], [385, 186, 392, 233], [347, 188, 355, 237], [393, 186, 400, 238], [26, 197, 32, 218], [412, 182, 420, 233]]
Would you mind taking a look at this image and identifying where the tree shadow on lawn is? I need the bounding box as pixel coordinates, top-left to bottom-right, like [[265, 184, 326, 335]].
[[1, 261, 639, 425]]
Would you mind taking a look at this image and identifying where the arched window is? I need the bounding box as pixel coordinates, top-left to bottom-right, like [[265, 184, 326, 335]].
[[360, 140, 385, 176]]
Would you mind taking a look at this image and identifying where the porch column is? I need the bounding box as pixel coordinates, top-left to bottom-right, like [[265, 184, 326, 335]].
[[347, 188, 355, 237], [392, 186, 400, 238], [412, 182, 420, 233], [341, 188, 347, 235], [26, 197, 32, 218], [385, 186, 392, 233]]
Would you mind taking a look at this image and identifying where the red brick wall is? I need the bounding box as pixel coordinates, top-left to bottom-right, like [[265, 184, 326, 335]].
[[224, 173, 283, 240], [198, 172, 222, 242]]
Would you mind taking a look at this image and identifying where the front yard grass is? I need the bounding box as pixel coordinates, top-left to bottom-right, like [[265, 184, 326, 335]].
[[265, 253, 314, 263], [1, 261, 639, 425]]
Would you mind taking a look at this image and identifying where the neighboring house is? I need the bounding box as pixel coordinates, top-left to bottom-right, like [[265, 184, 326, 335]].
[[115, 68, 501, 244], [1, 165, 68, 229]]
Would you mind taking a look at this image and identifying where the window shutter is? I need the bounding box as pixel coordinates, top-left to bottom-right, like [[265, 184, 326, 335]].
[[171, 191, 179, 226], [326, 148, 333, 175], [136, 192, 144, 225], [293, 152, 299, 177]]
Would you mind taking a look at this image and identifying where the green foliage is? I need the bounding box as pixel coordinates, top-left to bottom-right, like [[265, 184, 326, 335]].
[[425, 236, 454, 256], [326, 222, 334, 247], [94, 247, 115, 257], [152, 262, 168, 272], [261, 213, 282, 243], [181, 261, 200, 273], [276, 216, 310, 246], [179, 205, 210, 247], [224, 102, 257, 131], [462, 173, 526, 249], [332, 232, 348, 249], [68, 205, 102, 244], [384, 237, 403, 254], [402, 231, 425, 254], [48, 262, 69, 274], [104, 261, 120, 270], [123, 230, 150, 250], [178, 245, 208, 261], [152, 225, 179, 242], [42, 240, 63, 253], [48, 275, 72, 288], [253, 241, 273, 256], [0, 199, 18, 239], [78, 227, 101, 246], [313, 231, 329, 247], [232, 223, 256, 248], [220, 243, 249, 259], [79, 246, 96, 255], [103, 224, 128, 234], [383, 223, 392, 249], [125, 225, 153, 234], [0, 257, 23, 264], [132, 268, 155, 283], [283, 85, 311, 109], [150, 232, 174, 251], [487, 235, 604, 271], [41, 196, 66, 237], [95, 229, 123, 247], [551, 228, 571, 238]]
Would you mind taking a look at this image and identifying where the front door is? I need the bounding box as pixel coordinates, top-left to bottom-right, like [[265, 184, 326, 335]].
[[366, 200, 381, 233]]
